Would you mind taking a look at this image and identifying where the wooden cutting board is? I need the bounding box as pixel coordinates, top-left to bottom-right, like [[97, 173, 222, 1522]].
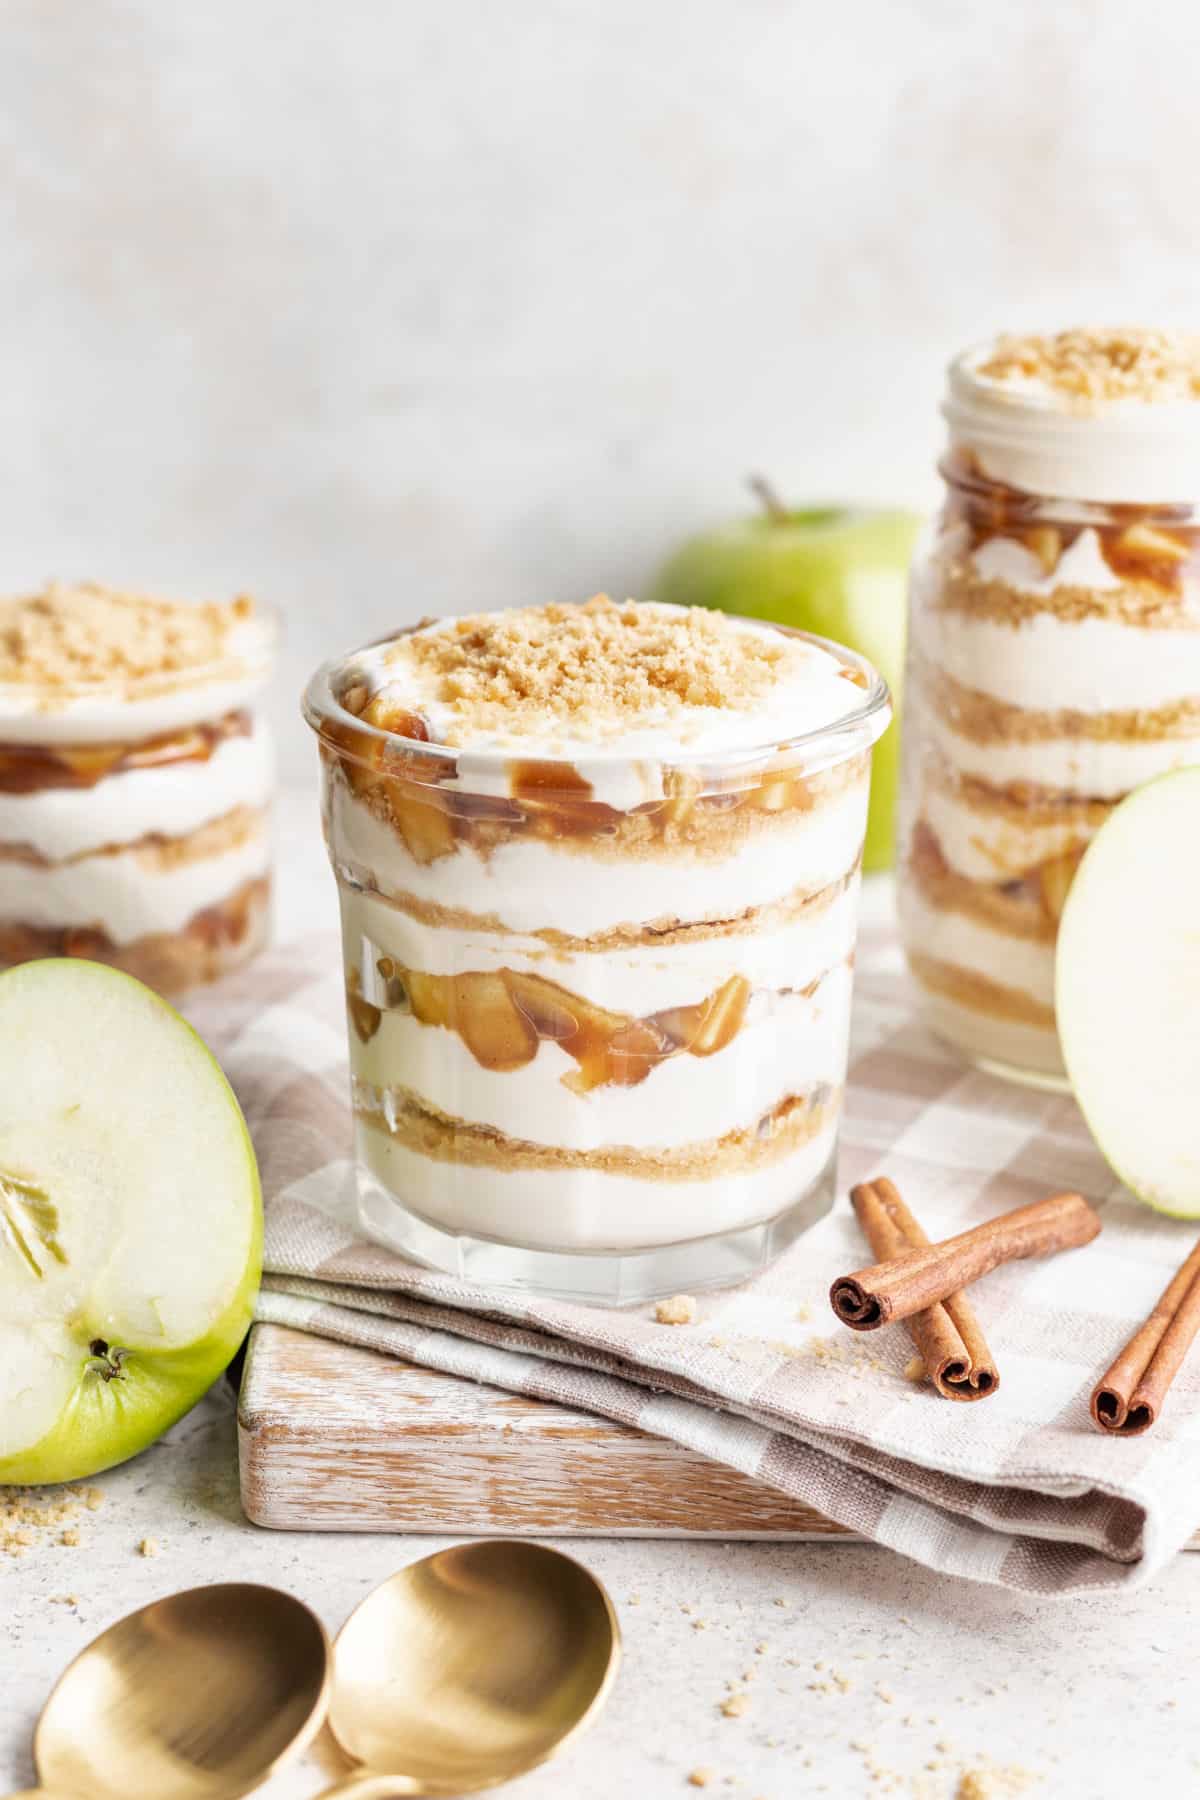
[[237, 1322, 851, 1538]]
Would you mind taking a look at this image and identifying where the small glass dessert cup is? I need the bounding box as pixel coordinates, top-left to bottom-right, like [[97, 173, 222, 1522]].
[[899, 328, 1200, 1087], [0, 582, 277, 995], [305, 597, 890, 1302]]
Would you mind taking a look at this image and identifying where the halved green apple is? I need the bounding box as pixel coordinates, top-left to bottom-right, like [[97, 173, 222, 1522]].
[[0, 959, 261, 1484], [1057, 768, 1200, 1217]]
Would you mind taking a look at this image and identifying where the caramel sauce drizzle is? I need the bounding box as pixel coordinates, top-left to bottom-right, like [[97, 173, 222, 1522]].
[[941, 450, 1199, 595], [347, 962, 754, 1092], [0, 710, 253, 795]]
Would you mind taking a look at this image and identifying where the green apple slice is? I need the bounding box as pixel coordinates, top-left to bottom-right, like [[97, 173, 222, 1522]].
[[0, 959, 261, 1484], [1057, 768, 1200, 1216]]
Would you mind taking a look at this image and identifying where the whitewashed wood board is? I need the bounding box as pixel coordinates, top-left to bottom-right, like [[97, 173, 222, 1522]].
[[237, 1322, 854, 1538]]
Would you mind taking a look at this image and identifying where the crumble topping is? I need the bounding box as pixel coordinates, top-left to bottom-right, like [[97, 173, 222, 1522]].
[[0, 582, 259, 689], [977, 327, 1200, 407], [373, 595, 825, 747]]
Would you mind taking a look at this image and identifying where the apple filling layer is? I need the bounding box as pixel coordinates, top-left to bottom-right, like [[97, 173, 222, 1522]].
[[346, 959, 842, 1094], [0, 710, 255, 794], [354, 1080, 838, 1179], [0, 875, 270, 995], [941, 453, 1200, 611], [909, 821, 1078, 939], [323, 738, 870, 868]]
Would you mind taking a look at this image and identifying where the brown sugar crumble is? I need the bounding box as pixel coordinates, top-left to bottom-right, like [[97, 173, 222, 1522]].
[[655, 1293, 698, 1326], [978, 327, 1200, 408], [3, 1485, 101, 1558], [0, 582, 259, 690], [375, 595, 802, 746]]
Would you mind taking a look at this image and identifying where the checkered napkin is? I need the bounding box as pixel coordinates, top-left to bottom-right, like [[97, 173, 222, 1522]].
[[186, 916, 1200, 1595]]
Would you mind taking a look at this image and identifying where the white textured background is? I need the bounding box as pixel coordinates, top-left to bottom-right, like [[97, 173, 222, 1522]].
[[3, 0, 1200, 772]]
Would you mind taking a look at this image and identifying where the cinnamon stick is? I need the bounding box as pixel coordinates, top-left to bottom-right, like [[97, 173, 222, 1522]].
[[830, 1191, 1101, 1331], [850, 1178, 999, 1401], [1091, 1234, 1200, 1435]]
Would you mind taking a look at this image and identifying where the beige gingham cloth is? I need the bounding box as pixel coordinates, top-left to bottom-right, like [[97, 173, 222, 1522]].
[[188, 920, 1200, 1595]]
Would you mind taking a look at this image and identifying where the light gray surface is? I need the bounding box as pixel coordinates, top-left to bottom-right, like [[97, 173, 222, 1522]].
[[4, 2, 1200, 778], [5, 792, 1200, 1793], [6, 1379, 1200, 1798]]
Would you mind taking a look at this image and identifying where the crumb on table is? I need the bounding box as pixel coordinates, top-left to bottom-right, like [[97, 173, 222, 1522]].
[[655, 1293, 698, 1326]]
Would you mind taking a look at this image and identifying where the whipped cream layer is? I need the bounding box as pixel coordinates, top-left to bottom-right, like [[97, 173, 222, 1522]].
[[0, 719, 274, 861], [349, 963, 851, 1154], [913, 597, 1200, 714], [329, 776, 868, 938], [358, 1116, 838, 1253], [944, 341, 1200, 504], [0, 819, 270, 942], [899, 887, 1055, 1012], [921, 699, 1200, 797], [341, 877, 859, 1013]]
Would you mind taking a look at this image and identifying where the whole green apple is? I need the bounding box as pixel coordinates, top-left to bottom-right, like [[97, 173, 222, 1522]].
[[0, 959, 261, 1485], [652, 488, 921, 870]]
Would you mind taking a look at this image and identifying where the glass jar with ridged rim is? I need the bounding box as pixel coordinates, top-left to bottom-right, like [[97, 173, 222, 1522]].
[[898, 329, 1200, 1087], [304, 601, 890, 1303]]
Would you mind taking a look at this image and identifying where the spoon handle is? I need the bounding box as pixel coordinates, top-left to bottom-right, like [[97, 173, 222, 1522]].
[[314, 1774, 423, 1799]]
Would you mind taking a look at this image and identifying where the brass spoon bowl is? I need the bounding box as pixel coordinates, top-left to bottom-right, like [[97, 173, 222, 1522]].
[[6, 1582, 330, 1800], [317, 1541, 621, 1798]]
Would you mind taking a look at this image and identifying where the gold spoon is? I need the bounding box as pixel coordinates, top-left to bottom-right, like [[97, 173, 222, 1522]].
[[5, 1581, 330, 1800], [316, 1540, 621, 1798]]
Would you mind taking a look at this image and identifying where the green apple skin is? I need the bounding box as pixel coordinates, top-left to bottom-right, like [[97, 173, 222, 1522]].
[[652, 507, 922, 871], [0, 1273, 260, 1486], [0, 960, 262, 1486]]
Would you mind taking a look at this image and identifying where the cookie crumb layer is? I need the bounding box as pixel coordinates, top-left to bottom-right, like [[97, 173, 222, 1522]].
[[0, 582, 259, 690], [375, 595, 807, 747], [977, 327, 1200, 407]]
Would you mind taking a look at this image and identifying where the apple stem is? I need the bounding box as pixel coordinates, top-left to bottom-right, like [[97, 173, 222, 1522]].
[[749, 474, 789, 522], [87, 1340, 128, 1382]]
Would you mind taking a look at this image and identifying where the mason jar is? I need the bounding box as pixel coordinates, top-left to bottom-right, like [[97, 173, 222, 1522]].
[[898, 331, 1200, 1085]]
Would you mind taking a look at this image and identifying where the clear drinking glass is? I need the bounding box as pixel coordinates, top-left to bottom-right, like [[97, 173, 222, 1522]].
[[305, 622, 889, 1302]]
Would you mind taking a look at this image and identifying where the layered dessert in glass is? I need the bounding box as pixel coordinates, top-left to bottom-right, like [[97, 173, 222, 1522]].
[[0, 582, 276, 993], [899, 328, 1200, 1082], [305, 595, 889, 1300]]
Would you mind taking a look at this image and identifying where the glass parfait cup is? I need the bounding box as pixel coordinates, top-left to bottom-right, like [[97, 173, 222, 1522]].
[[305, 623, 889, 1302]]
